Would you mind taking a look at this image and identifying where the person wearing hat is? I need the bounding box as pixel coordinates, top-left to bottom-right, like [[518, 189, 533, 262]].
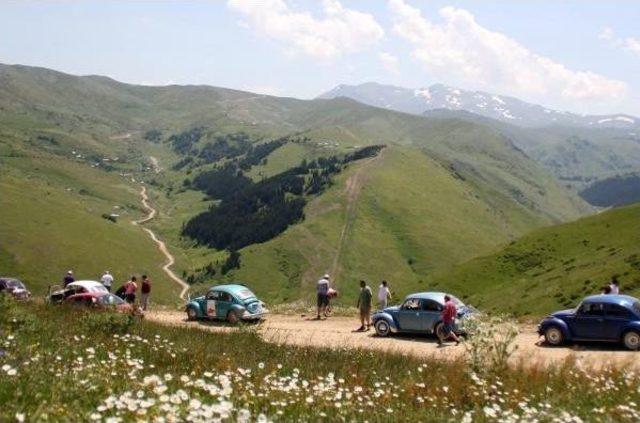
[[316, 274, 331, 319], [63, 270, 75, 287], [101, 270, 114, 292]]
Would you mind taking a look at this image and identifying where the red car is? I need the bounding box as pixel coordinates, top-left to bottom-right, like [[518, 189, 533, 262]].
[[64, 292, 142, 316]]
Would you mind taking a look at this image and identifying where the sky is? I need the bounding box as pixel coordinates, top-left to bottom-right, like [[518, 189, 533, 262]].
[[0, 0, 639, 115]]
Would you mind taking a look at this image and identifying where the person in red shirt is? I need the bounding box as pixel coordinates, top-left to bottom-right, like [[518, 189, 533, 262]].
[[438, 295, 460, 346]]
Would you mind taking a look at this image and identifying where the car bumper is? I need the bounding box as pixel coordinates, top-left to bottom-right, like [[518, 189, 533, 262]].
[[242, 309, 269, 320]]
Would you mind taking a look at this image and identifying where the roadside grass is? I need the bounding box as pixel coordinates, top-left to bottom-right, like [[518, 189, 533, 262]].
[[2, 299, 640, 422]]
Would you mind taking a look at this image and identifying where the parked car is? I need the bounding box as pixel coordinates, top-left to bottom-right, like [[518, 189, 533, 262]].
[[48, 280, 108, 304], [372, 292, 476, 337], [538, 294, 640, 350], [185, 284, 267, 323], [64, 292, 141, 315], [0, 277, 31, 300]]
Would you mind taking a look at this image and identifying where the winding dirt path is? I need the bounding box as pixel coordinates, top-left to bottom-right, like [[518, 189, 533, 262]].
[[146, 311, 640, 370], [133, 186, 189, 300]]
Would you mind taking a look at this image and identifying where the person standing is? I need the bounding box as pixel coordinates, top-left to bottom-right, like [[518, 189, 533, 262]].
[[101, 270, 114, 292], [141, 275, 151, 311], [609, 276, 620, 295], [438, 295, 460, 346], [316, 274, 330, 319], [63, 270, 75, 287], [377, 280, 391, 310], [124, 276, 138, 304], [356, 280, 372, 331]]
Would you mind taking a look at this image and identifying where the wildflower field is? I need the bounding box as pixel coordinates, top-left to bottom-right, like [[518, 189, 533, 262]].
[[1, 297, 640, 422]]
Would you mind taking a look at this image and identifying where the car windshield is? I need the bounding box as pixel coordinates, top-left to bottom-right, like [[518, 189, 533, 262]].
[[235, 288, 255, 300], [97, 294, 125, 306], [633, 301, 640, 315]]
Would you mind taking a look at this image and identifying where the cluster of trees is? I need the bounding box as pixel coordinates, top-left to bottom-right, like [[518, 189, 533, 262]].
[[238, 138, 287, 170], [168, 127, 205, 154], [143, 130, 162, 143], [183, 145, 385, 251], [198, 133, 252, 163]]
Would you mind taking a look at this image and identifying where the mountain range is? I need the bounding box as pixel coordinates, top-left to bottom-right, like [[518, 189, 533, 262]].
[[319, 82, 639, 129]]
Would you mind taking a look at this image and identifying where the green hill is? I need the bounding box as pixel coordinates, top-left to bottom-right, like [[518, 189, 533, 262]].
[[0, 63, 593, 305], [430, 204, 640, 316]]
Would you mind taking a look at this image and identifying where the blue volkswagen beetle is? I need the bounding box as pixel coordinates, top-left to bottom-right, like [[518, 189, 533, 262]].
[[538, 294, 640, 350], [372, 292, 475, 337], [185, 284, 268, 324]]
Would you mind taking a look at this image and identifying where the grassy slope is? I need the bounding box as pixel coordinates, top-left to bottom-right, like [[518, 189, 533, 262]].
[[0, 155, 180, 303], [431, 204, 640, 316], [0, 63, 594, 307], [229, 145, 568, 305]]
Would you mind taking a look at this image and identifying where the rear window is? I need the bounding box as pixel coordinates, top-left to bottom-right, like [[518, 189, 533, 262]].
[[236, 289, 255, 300], [98, 294, 124, 306]]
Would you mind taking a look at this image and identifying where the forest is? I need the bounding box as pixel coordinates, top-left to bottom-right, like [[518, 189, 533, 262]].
[[183, 144, 385, 251]]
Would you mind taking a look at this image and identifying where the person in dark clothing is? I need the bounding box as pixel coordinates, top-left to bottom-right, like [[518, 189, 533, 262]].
[[141, 275, 151, 311], [114, 285, 126, 300], [63, 271, 75, 287]]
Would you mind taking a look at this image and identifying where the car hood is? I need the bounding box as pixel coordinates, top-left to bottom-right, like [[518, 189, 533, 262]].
[[378, 306, 400, 314], [551, 309, 575, 318]]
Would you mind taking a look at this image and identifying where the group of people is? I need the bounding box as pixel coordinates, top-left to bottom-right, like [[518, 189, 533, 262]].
[[601, 276, 621, 295], [315, 274, 392, 331], [315, 274, 461, 346], [62, 270, 152, 311]]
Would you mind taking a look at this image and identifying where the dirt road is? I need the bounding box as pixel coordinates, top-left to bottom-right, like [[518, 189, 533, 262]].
[[146, 311, 639, 369], [133, 186, 190, 299]]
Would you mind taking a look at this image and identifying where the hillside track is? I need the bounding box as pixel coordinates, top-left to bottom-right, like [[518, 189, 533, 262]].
[[330, 148, 387, 286], [132, 186, 189, 300], [147, 311, 640, 370]]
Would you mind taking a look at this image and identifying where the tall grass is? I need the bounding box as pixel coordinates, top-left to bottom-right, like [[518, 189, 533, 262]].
[[1, 297, 639, 422]]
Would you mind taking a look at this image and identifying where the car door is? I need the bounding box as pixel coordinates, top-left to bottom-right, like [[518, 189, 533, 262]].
[[421, 300, 444, 332], [205, 291, 220, 318], [396, 298, 423, 331], [571, 302, 605, 339], [215, 292, 234, 319], [603, 304, 632, 341]]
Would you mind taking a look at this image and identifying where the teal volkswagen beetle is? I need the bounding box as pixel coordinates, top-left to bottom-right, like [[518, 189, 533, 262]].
[[185, 284, 267, 323]]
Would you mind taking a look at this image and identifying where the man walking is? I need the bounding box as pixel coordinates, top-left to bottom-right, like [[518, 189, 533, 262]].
[[437, 295, 460, 346], [377, 280, 391, 310], [141, 274, 151, 311], [356, 280, 372, 331], [101, 270, 114, 292], [316, 274, 330, 319]]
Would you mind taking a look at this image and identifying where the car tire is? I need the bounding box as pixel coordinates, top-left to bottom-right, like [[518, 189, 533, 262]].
[[227, 310, 239, 325], [186, 307, 198, 321], [622, 330, 640, 351], [374, 319, 391, 337], [544, 326, 564, 346], [434, 322, 445, 339]]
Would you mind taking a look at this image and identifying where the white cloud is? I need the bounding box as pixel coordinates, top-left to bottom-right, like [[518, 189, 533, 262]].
[[388, 0, 627, 103], [378, 52, 399, 74], [600, 26, 640, 56], [228, 0, 384, 60]]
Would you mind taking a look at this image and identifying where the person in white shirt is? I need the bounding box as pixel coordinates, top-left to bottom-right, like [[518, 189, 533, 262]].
[[316, 274, 330, 319], [101, 270, 114, 292], [378, 280, 391, 310], [609, 276, 620, 295]]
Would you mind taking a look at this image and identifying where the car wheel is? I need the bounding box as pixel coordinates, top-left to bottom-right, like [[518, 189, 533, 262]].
[[622, 330, 640, 351], [186, 307, 198, 321], [544, 326, 564, 346], [375, 320, 391, 337], [227, 310, 239, 325], [434, 322, 445, 339]]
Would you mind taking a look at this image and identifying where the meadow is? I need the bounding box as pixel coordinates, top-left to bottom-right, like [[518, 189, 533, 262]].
[[2, 297, 640, 422]]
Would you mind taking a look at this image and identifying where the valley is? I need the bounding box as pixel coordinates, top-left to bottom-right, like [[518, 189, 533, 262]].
[[0, 63, 635, 316]]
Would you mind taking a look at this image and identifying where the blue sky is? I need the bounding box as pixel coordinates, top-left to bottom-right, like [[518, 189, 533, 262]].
[[1, 1, 638, 115]]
